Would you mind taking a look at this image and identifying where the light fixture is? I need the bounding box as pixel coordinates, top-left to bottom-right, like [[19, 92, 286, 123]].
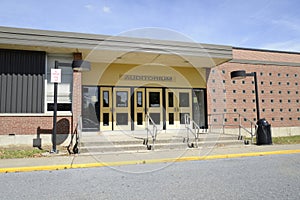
[[72, 60, 91, 71]]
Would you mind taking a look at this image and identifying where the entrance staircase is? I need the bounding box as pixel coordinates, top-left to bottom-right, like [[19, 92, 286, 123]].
[[79, 130, 245, 155]]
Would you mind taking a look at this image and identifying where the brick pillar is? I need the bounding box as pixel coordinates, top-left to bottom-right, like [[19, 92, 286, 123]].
[[72, 53, 83, 132]]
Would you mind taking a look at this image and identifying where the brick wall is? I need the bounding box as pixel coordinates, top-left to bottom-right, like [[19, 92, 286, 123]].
[[208, 48, 300, 128], [0, 116, 72, 135], [72, 71, 82, 130]]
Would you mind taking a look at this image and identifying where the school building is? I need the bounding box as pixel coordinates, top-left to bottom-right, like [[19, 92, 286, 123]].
[[0, 26, 299, 147]]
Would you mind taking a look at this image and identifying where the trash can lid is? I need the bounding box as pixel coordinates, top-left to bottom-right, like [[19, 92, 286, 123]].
[[257, 118, 269, 126]]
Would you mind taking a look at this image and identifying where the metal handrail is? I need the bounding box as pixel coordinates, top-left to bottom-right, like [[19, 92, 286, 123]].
[[67, 115, 82, 154], [145, 113, 158, 150], [184, 114, 201, 148], [208, 112, 257, 144]]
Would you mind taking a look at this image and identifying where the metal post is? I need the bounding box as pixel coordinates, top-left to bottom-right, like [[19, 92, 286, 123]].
[[253, 72, 260, 121], [51, 61, 58, 153]]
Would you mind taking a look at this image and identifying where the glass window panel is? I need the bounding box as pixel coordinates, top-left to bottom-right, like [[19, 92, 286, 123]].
[[137, 113, 143, 125], [103, 91, 109, 107], [149, 92, 160, 107], [179, 92, 189, 107], [137, 91, 143, 107], [169, 113, 174, 125], [116, 91, 128, 107], [168, 92, 174, 107], [149, 113, 160, 125], [116, 113, 128, 125], [103, 113, 109, 126]]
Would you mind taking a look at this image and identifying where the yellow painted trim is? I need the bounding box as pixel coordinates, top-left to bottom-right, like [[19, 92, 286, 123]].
[[1, 149, 300, 173]]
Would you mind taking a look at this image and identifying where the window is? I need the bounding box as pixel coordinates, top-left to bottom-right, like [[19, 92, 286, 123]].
[[168, 92, 174, 107], [103, 91, 109, 107], [116, 91, 128, 107], [137, 91, 143, 107], [278, 73, 281, 77], [233, 90, 236, 93], [149, 92, 160, 107], [269, 73, 272, 76], [179, 92, 190, 107], [47, 55, 73, 112]]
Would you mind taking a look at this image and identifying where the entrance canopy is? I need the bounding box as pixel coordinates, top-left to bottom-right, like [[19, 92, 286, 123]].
[[0, 26, 232, 68]]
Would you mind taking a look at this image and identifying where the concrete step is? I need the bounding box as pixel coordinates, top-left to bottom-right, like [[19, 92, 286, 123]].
[[79, 132, 245, 155]]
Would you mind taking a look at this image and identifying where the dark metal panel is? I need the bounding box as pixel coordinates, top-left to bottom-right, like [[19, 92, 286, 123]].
[[36, 74, 44, 113], [16, 74, 23, 113], [0, 49, 46, 75], [5, 74, 12, 112], [0, 74, 6, 112], [22, 75, 28, 113], [31, 75, 37, 113], [27, 75, 33, 112], [11, 74, 18, 113]]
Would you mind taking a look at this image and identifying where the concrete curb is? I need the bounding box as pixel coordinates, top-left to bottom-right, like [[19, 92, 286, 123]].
[[1, 149, 300, 173]]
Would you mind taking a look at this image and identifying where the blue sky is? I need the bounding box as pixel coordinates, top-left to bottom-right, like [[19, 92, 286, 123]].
[[1, 0, 300, 52]]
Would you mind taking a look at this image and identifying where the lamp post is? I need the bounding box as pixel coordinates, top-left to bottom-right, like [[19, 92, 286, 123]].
[[51, 60, 91, 153], [230, 70, 260, 121]]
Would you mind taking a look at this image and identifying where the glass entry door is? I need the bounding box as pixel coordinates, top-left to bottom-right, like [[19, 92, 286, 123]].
[[165, 88, 192, 129], [100, 87, 112, 131], [113, 87, 131, 131], [134, 88, 146, 130], [146, 88, 163, 130]]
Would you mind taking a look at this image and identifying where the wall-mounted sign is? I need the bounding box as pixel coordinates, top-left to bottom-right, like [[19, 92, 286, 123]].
[[121, 74, 173, 82], [51, 68, 61, 83]]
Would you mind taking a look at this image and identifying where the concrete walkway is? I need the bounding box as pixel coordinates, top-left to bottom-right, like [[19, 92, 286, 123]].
[[1, 144, 300, 173]]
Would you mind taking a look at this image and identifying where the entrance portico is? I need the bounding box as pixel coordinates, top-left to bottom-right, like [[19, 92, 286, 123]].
[[81, 40, 232, 132]]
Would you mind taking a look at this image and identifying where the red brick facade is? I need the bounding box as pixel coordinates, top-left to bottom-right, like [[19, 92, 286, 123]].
[[208, 48, 300, 128], [0, 116, 72, 135]]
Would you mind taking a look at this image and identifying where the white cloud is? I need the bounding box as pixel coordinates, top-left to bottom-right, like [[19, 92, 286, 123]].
[[85, 4, 95, 11], [261, 40, 300, 52], [102, 6, 111, 13], [272, 19, 300, 32]]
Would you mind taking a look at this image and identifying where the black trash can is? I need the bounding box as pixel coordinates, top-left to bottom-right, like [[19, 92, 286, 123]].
[[256, 118, 272, 145]]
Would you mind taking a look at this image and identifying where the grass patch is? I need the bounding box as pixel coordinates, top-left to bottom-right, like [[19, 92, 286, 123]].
[[0, 148, 47, 159], [272, 135, 300, 145], [247, 135, 300, 145]]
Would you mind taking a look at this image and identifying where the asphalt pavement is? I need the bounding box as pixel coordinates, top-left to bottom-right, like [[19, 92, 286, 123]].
[[1, 143, 300, 173]]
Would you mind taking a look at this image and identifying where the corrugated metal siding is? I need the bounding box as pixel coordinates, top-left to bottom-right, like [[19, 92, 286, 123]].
[[0, 49, 45, 113]]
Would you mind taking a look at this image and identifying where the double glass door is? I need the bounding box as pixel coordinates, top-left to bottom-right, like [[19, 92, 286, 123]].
[[165, 89, 192, 129], [97, 87, 194, 131]]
